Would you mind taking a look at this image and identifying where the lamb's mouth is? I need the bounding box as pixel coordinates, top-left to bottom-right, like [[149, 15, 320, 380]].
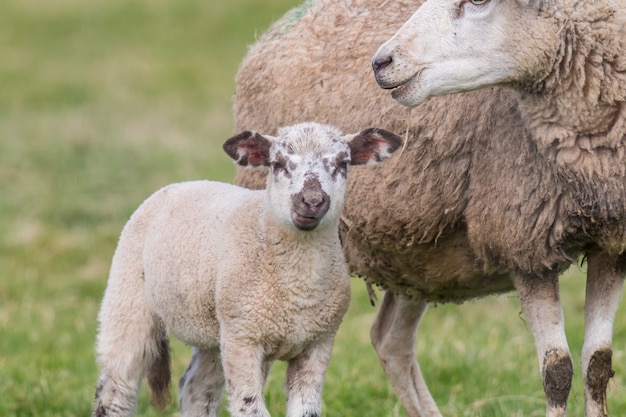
[[292, 213, 322, 231]]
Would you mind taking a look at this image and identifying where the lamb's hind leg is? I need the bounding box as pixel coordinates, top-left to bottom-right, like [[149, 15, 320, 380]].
[[179, 347, 225, 417], [370, 291, 442, 417], [93, 307, 169, 417], [93, 237, 171, 417], [513, 272, 573, 417], [582, 252, 626, 417]]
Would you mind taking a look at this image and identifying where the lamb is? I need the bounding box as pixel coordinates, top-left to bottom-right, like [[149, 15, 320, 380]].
[[91, 121, 402, 417], [232, 0, 626, 416]]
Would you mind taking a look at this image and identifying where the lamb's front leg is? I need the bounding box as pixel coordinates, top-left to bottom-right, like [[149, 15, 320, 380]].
[[514, 272, 573, 417], [582, 252, 626, 417], [285, 337, 335, 417], [221, 338, 272, 417]]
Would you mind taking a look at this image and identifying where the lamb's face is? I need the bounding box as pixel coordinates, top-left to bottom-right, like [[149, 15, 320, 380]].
[[268, 124, 351, 232], [223, 122, 403, 232], [371, 0, 561, 107]]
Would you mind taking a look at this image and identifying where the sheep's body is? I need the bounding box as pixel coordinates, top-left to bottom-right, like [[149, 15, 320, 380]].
[[92, 122, 402, 417], [233, 1, 626, 416]]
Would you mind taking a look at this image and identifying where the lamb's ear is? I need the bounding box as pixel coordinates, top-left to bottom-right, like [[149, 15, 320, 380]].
[[223, 131, 274, 167], [343, 128, 403, 166]]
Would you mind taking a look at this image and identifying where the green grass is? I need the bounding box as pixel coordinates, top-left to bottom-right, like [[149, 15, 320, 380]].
[[0, 0, 624, 416]]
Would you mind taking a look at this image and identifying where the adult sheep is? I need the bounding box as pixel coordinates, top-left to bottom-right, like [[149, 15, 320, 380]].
[[92, 122, 402, 417], [233, 1, 626, 416]]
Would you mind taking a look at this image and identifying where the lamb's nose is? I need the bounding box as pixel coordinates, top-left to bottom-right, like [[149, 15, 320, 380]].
[[303, 195, 325, 210]]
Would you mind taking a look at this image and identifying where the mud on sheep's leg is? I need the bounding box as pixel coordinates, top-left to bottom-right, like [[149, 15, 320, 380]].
[[370, 291, 442, 417], [513, 271, 573, 417], [179, 347, 225, 417], [582, 252, 626, 417]]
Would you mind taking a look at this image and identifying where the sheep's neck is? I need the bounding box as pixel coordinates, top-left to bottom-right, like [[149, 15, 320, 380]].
[[517, 11, 626, 178], [519, 93, 626, 179]]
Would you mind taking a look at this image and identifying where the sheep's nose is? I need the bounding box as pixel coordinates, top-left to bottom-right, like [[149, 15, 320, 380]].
[[372, 51, 396, 88], [372, 53, 393, 74]]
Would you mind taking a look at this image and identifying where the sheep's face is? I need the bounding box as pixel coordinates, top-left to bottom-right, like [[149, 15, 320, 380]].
[[372, 0, 562, 107], [223, 122, 403, 232]]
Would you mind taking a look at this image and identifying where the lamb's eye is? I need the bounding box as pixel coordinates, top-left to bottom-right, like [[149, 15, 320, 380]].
[[334, 161, 349, 176], [272, 161, 285, 171], [469, 0, 489, 5]]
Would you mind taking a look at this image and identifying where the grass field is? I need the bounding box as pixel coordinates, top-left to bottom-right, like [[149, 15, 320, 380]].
[[0, 0, 624, 416]]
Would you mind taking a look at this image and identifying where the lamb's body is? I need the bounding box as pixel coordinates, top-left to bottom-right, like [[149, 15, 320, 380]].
[[233, 1, 626, 416], [92, 122, 402, 417], [139, 181, 349, 352]]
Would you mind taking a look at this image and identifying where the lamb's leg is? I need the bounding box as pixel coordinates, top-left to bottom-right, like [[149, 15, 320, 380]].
[[285, 336, 335, 417], [370, 291, 441, 417], [93, 260, 170, 417], [93, 309, 168, 417], [179, 347, 225, 417], [582, 252, 626, 417], [220, 339, 271, 417], [513, 272, 573, 417]]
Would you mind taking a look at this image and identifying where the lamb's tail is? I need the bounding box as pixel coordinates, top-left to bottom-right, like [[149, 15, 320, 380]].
[[147, 334, 172, 409]]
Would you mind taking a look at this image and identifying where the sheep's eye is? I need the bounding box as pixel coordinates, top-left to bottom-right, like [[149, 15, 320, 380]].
[[469, 0, 489, 5], [272, 161, 285, 171]]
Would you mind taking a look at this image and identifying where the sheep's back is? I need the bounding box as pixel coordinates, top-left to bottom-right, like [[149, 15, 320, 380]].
[[234, 0, 626, 300], [234, 0, 527, 301]]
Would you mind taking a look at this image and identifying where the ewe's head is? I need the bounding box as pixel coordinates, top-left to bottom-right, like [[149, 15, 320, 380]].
[[224, 122, 402, 232], [372, 0, 565, 107]]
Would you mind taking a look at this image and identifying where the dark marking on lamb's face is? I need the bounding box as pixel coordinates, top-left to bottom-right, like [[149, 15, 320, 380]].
[[291, 174, 331, 231], [542, 348, 573, 409], [272, 151, 292, 178], [587, 348, 614, 405], [330, 151, 350, 180]]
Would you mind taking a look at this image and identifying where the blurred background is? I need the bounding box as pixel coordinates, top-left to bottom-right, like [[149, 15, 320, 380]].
[[0, 0, 623, 416]]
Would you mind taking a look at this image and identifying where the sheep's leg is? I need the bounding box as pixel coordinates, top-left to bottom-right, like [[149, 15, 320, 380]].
[[284, 336, 335, 417], [582, 252, 626, 417], [179, 347, 225, 417], [370, 291, 441, 417], [513, 272, 573, 417], [221, 339, 271, 417]]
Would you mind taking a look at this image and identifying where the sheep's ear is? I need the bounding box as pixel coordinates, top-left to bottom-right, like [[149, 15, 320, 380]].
[[343, 128, 403, 166], [223, 131, 274, 167], [518, 0, 548, 10]]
